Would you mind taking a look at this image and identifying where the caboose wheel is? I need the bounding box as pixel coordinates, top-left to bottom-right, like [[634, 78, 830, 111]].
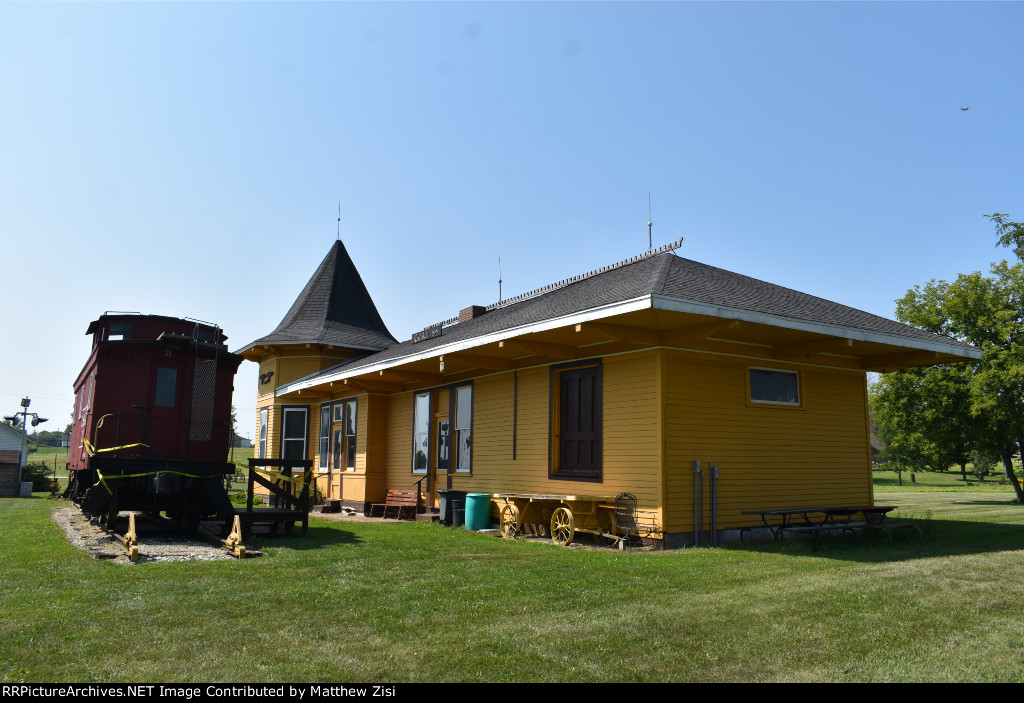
[[179, 486, 203, 531], [180, 507, 202, 532]]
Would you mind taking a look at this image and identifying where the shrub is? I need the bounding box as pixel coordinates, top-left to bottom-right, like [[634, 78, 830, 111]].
[[230, 490, 264, 506], [311, 483, 325, 506], [20, 463, 56, 492]]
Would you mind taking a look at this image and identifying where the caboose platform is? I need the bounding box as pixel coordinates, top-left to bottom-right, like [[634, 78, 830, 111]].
[[238, 458, 314, 539]]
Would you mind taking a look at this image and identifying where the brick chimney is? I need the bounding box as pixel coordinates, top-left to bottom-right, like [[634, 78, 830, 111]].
[[459, 305, 488, 323]]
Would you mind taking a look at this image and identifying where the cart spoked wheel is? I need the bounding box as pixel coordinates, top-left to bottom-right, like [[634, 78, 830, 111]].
[[550, 506, 575, 546], [596, 510, 615, 542], [500, 504, 520, 539]]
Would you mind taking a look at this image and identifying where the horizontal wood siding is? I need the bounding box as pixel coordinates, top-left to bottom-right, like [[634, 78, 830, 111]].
[[440, 353, 662, 516], [364, 395, 388, 504], [663, 350, 871, 533], [603, 354, 660, 503], [384, 391, 415, 494]]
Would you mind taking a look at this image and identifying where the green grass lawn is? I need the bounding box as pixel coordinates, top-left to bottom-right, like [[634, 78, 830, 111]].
[[1, 481, 1022, 683], [872, 468, 1021, 492]]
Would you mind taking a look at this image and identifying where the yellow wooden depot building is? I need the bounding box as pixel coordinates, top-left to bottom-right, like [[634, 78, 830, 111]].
[[236, 238, 979, 547]]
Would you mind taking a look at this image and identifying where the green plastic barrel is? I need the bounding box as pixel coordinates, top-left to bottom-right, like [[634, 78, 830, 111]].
[[464, 493, 492, 531]]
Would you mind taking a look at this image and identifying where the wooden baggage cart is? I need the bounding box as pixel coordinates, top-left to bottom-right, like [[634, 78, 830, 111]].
[[492, 492, 617, 546]]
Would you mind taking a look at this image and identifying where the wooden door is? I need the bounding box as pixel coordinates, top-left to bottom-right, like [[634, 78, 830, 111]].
[[432, 389, 450, 506], [559, 366, 602, 474]]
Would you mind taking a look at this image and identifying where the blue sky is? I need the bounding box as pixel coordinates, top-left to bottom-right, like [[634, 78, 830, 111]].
[[2, 1, 1022, 441]]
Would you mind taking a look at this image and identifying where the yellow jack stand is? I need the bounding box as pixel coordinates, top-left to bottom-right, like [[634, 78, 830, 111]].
[[224, 515, 246, 559], [123, 513, 139, 561]]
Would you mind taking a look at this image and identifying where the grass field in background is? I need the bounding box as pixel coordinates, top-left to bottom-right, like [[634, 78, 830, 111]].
[[872, 468, 1022, 493], [2, 474, 1023, 683]]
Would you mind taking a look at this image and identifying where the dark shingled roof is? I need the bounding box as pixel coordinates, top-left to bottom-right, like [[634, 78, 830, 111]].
[[245, 241, 397, 351], [283, 251, 975, 386], [659, 256, 970, 348]]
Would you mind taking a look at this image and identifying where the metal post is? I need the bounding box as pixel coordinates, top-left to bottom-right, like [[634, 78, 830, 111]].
[[693, 460, 702, 547], [18, 397, 29, 491], [710, 463, 719, 547]]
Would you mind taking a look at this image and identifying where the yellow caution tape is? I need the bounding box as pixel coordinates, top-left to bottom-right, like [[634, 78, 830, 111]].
[[248, 467, 312, 487], [90, 466, 311, 495], [84, 415, 150, 458], [84, 411, 310, 494], [84, 437, 150, 457]]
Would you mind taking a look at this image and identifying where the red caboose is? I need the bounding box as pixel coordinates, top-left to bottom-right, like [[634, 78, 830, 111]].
[[67, 313, 243, 530]]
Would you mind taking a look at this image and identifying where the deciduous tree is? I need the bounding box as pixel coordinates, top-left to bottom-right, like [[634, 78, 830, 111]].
[[876, 214, 1024, 503]]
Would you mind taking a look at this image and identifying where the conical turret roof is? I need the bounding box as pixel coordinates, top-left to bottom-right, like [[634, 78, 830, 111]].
[[244, 241, 397, 352]]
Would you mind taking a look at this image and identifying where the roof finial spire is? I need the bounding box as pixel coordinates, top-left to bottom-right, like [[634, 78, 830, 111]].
[[648, 192, 653, 251], [337, 201, 341, 241], [498, 256, 503, 304]]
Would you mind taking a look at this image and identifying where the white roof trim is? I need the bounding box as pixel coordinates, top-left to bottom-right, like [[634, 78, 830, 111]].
[[277, 292, 980, 395], [650, 294, 982, 360], [277, 296, 653, 394], [233, 339, 389, 356]]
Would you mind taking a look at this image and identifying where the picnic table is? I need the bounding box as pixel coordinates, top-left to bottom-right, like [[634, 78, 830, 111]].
[[741, 505, 900, 548], [492, 492, 616, 546]]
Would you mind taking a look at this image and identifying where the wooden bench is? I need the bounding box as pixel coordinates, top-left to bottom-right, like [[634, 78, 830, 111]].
[[369, 490, 419, 520]]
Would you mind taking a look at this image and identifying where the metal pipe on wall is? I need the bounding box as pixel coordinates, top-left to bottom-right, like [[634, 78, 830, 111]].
[[693, 460, 702, 547], [710, 463, 719, 547]]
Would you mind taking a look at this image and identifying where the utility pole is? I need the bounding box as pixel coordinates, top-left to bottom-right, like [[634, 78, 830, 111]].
[[4, 397, 48, 495]]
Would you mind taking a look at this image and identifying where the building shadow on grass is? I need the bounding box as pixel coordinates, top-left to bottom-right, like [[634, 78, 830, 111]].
[[728, 518, 1023, 563]]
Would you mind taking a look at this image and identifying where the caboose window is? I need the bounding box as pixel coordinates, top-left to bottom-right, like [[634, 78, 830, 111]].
[[282, 407, 308, 461], [108, 323, 131, 341], [155, 367, 177, 407]]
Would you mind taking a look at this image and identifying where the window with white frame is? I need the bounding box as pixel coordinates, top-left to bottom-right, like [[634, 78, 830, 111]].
[[258, 408, 268, 459], [749, 368, 800, 405], [412, 392, 430, 473], [332, 399, 357, 471], [344, 400, 356, 470], [281, 407, 308, 460], [454, 385, 472, 472], [319, 405, 331, 470]]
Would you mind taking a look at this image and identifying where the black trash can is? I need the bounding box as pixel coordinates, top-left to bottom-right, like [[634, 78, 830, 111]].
[[437, 489, 468, 526], [452, 499, 467, 528]]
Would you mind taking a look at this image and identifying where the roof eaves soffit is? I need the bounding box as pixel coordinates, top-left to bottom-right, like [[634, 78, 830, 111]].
[[650, 294, 982, 360], [277, 294, 656, 395]]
